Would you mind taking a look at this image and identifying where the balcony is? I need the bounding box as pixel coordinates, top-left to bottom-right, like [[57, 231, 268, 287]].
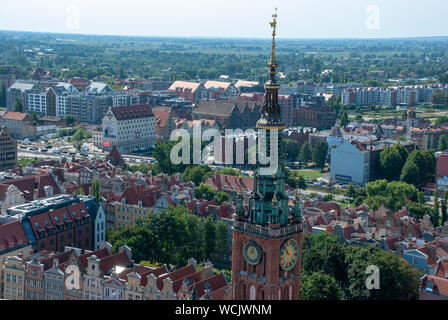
[[233, 220, 301, 238]]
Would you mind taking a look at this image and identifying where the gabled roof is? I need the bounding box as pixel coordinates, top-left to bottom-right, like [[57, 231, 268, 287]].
[[168, 81, 202, 93], [423, 275, 448, 296], [0, 221, 30, 252], [203, 81, 233, 90], [156, 264, 196, 291], [194, 101, 236, 117], [99, 251, 131, 275], [190, 272, 228, 298]]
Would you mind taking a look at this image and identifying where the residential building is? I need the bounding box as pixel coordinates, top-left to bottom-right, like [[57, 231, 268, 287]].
[[0, 111, 36, 139], [24, 258, 44, 300], [6, 81, 40, 112], [0, 126, 17, 171], [168, 81, 208, 103], [102, 104, 156, 153], [6, 195, 104, 254], [330, 139, 370, 185], [113, 186, 157, 229], [153, 106, 176, 142], [2, 255, 26, 300], [203, 81, 239, 99], [0, 220, 32, 298]]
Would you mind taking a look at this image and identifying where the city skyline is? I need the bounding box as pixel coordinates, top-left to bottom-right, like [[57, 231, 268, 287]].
[[0, 0, 447, 39]]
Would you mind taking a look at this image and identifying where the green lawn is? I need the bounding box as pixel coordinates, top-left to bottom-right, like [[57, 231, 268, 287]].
[[293, 169, 323, 180]]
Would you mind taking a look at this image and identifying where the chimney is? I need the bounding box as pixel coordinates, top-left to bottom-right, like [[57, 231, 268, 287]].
[[53, 258, 59, 268]]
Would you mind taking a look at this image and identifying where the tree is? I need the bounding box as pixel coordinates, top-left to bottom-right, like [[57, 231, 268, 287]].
[[299, 142, 312, 166], [215, 221, 228, 255], [202, 216, 216, 259], [365, 179, 420, 211], [438, 135, 448, 151], [219, 167, 241, 176], [312, 140, 328, 171], [301, 272, 344, 300], [283, 138, 300, 162], [380, 146, 406, 181], [339, 110, 349, 127], [91, 179, 101, 201], [296, 175, 307, 190], [430, 91, 448, 105], [216, 191, 229, 205], [65, 114, 76, 126], [400, 161, 420, 186], [346, 246, 420, 300], [402, 150, 436, 187], [345, 183, 357, 200], [195, 183, 216, 201], [182, 166, 210, 186], [30, 110, 38, 125], [13, 97, 24, 113]]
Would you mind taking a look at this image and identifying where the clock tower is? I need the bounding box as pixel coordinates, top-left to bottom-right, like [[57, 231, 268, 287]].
[[231, 9, 303, 300]]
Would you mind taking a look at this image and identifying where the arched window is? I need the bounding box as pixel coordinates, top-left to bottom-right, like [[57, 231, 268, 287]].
[[249, 285, 256, 300]]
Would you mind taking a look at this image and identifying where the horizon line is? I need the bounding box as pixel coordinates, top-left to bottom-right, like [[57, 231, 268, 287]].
[[1, 29, 448, 41]]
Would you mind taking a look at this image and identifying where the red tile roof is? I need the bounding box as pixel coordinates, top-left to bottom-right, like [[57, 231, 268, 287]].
[[424, 275, 448, 296], [156, 264, 196, 291], [99, 251, 131, 275], [191, 273, 228, 298], [205, 174, 254, 193], [1, 111, 30, 121], [0, 221, 30, 252]]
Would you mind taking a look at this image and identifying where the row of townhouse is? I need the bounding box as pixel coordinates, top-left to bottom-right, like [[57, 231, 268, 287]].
[[1, 241, 229, 300], [341, 84, 448, 106]]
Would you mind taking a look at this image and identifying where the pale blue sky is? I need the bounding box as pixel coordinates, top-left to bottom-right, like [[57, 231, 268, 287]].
[[0, 0, 447, 39]]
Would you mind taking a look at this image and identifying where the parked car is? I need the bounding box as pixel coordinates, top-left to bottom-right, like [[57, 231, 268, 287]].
[[40, 148, 48, 152]]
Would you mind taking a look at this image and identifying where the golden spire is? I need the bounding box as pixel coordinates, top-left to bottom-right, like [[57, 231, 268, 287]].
[[267, 8, 278, 69]]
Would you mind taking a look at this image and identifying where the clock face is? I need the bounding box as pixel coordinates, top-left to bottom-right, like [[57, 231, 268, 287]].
[[243, 241, 262, 265], [280, 238, 299, 271]]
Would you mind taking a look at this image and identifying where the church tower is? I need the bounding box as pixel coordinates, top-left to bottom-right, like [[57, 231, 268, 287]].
[[231, 9, 303, 300]]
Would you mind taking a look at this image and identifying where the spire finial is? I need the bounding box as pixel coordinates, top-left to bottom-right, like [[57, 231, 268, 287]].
[[268, 8, 278, 69]]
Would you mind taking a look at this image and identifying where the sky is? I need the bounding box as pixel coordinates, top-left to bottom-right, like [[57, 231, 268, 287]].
[[0, 0, 447, 39]]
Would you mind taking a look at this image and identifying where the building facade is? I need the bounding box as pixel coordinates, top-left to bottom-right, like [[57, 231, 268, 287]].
[[102, 104, 156, 153], [0, 126, 17, 171]]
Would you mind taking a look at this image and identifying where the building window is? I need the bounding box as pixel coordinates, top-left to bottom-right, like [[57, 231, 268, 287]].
[[412, 258, 417, 265]]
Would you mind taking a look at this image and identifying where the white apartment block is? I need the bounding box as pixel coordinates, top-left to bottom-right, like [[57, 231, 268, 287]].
[[341, 84, 448, 106], [102, 104, 156, 153]]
